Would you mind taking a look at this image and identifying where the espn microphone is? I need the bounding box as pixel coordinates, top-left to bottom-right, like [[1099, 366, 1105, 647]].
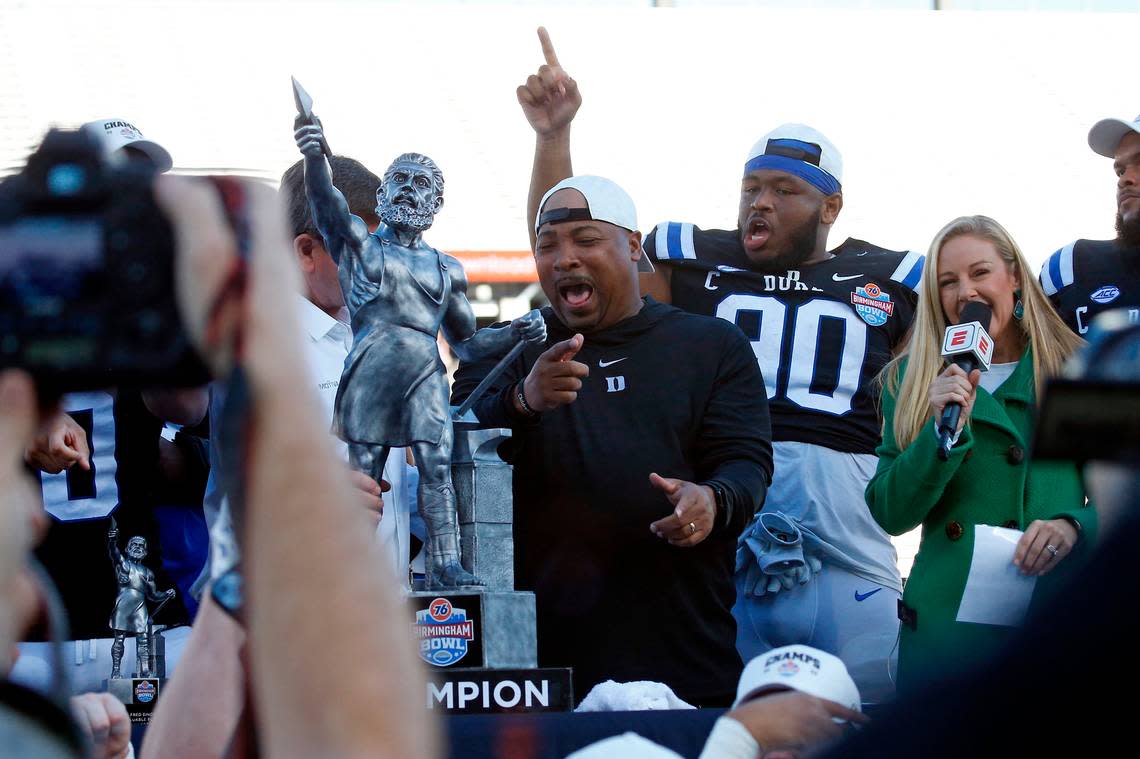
[[936, 301, 994, 461]]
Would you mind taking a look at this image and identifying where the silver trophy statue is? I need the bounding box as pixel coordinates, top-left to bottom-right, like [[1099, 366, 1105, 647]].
[[292, 79, 545, 589], [107, 519, 174, 680]]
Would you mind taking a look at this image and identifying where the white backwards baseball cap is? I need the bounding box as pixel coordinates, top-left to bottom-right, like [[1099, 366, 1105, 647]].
[[745, 124, 843, 195], [1088, 113, 1140, 158], [735, 644, 861, 712], [535, 175, 652, 273], [80, 118, 173, 172]]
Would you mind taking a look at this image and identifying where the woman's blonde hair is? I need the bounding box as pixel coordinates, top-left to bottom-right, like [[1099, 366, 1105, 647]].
[[883, 215, 1083, 449]]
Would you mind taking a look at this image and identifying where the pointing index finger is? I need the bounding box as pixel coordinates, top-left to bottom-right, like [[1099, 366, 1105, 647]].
[[538, 26, 560, 67]]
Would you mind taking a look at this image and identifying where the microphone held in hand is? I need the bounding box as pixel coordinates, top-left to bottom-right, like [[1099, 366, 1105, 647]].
[[937, 301, 994, 460]]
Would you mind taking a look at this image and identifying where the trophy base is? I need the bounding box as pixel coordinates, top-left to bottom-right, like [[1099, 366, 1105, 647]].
[[105, 676, 164, 723], [426, 667, 573, 714], [410, 590, 536, 669]]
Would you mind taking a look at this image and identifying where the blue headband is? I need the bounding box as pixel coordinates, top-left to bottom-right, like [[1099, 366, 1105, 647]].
[[744, 138, 841, 196]]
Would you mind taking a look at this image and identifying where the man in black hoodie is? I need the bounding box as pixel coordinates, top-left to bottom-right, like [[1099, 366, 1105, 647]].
[[452, 175, 773, 707]]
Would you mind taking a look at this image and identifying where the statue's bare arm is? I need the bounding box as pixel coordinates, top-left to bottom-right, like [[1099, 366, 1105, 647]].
[[295, 125, 369, 266], [143, 571, 168, 603], [442, 257, 547, 362], [107, 526, 124, 568], [441, 260, 510, 361]]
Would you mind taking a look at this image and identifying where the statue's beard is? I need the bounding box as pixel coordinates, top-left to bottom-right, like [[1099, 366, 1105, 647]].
[[378, 198, 436, 233]]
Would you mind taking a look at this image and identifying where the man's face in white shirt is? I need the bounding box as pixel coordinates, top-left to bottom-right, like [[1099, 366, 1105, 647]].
[[296, 233, 345, 318]]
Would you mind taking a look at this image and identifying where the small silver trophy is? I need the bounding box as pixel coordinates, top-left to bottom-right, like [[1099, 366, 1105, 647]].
[[105, 518, 175, 721]]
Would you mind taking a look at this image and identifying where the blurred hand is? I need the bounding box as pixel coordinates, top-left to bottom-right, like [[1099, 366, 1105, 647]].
[[25, 410, 89, 474], [156, 175, 303, 387], [928, 364, 981, 432], [348, 469, 390, 524], [516, 27, 582, 139], [521, 334, 589, 412], [727, 690, 867, 758], [0, 371, 45, 610], [70, 692, 132, 759], [1014, 518, 1079, 576], [648, 474, 715, 548], [0, 370, 49, 669]]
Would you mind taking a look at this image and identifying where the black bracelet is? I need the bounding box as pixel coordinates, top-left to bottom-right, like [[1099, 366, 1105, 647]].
[[515, 381, 538, 417], [702, 481, 729, 531]]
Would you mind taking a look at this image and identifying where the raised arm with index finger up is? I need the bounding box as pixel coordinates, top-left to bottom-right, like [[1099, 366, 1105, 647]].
[[519, 27, 581, 250]]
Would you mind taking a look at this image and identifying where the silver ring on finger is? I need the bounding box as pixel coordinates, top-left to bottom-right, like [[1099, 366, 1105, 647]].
[[688, 522, 697, 536], [1046, 544, 1059, 557]]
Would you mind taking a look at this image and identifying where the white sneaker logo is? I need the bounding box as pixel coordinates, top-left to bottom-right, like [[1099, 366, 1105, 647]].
[[832, 273, 864, 282], [599, 357, 628, 368]]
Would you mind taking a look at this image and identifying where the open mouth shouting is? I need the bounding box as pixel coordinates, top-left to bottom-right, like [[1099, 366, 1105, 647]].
[[394, 193, 419, 208], [742, 216, 772, 253], [557, 276, 596, 312]]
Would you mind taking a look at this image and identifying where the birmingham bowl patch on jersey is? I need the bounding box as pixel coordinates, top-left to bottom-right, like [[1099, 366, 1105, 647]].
[[850, 283, 895, 326]]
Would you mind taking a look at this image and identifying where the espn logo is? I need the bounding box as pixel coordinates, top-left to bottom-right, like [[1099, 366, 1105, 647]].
[[941, 322, 994, 370]]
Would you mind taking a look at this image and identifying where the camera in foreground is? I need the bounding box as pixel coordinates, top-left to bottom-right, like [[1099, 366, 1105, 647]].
[[0, 128, 207, 392]]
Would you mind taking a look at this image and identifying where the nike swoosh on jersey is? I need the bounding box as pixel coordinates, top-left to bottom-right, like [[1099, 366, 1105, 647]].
[[854, 588, 882, 602], [598, 358, 628, 368], [832, 273, 864, 282]]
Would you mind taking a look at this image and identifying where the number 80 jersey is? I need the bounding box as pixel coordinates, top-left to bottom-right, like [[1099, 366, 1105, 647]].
[[647, 224, 923, 454]]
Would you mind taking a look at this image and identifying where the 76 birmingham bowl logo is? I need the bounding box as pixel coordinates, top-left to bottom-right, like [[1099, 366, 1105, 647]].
[[414, 598, 475, 667], [850, 282, 895, 327]]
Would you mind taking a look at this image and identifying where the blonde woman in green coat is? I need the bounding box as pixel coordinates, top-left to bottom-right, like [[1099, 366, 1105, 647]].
[[867, 215, 1095, 696]]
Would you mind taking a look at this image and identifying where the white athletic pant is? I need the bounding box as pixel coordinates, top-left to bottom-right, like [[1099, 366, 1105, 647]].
[[734, 563, 900, 705]]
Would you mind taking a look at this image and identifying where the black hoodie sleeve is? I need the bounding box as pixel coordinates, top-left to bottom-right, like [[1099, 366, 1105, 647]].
[[696, 325, 774, 537]]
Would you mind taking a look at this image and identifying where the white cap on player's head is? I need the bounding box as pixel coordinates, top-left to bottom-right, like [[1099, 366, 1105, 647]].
[[1088, 112, 1140, 158], [79, 118, 173, 172], [535, 174, 652, 272], [745, 124, 843, 194], [735, 644, 861, 712]]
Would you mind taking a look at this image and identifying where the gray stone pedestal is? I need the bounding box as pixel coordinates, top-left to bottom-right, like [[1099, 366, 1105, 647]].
[[103, 629, 167, 723], [409, 419, 572, 713], [451, 425, 515, 591], [410, 590, 536, 669], [106, 677, 163, 723]]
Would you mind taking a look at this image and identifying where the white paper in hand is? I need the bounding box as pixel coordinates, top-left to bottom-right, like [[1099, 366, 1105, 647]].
[[956, 526, 1036, 627]]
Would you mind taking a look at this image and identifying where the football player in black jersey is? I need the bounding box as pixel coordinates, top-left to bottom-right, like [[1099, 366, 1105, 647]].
[[517, 27, 922, 701], [1040, 112, 1140, 335]]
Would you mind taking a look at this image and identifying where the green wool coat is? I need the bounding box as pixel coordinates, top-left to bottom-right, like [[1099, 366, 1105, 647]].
[[866, 345, 1096, 695]]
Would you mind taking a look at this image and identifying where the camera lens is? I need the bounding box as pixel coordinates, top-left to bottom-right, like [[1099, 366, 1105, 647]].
[[46, 164, 87, 197]]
